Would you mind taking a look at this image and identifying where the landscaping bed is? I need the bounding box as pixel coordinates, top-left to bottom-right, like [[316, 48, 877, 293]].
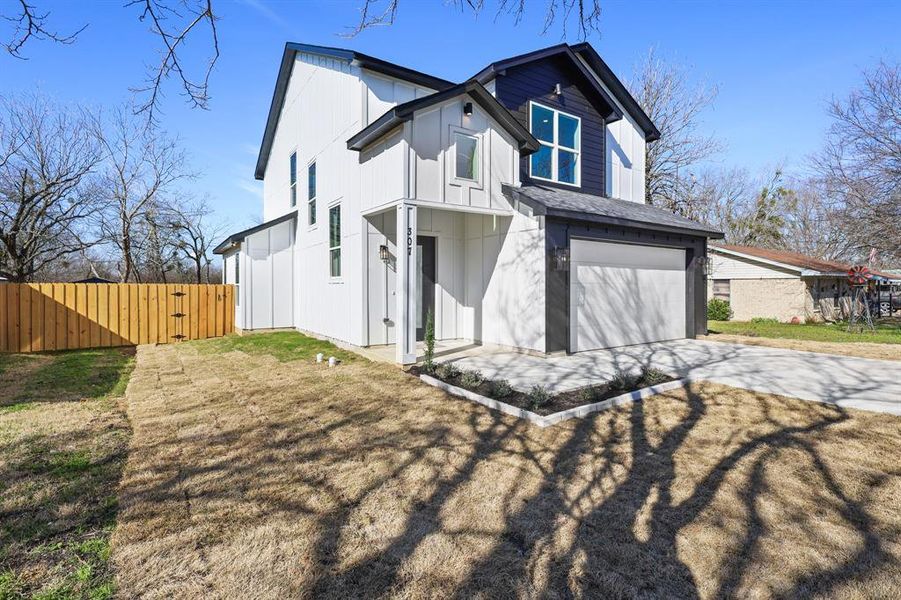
[[411, 362, 674, 416]]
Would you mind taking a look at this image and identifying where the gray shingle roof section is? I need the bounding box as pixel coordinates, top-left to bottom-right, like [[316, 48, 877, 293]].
[[503, 184, 723, 238]]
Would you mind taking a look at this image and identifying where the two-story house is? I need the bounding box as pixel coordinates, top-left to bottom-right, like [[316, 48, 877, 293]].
[[214, 42, 723, 364]]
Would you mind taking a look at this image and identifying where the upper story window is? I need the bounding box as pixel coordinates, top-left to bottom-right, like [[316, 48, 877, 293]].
[[454, 132, 480, 181], [529, 102, 580, 186], [329, 203, 341, 278], [308, 161, 317, 226], [289, 152, 297, 207]]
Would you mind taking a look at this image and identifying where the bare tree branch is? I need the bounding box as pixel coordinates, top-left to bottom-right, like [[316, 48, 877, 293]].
[[127, 0, 220, 127], [347, 0, 603, 39], [2, 0, 86, 59]]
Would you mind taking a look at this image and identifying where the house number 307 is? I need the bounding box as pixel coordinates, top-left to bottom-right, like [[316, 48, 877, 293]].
[[407, 227, 413, 256]]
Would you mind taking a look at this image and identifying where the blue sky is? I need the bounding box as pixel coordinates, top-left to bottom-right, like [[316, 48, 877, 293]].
[[2, 0, 898, 233]]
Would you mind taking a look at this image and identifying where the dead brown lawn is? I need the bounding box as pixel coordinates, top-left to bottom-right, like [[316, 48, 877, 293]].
[[700, 333, 901, 361], [112, 340, 901, 599]]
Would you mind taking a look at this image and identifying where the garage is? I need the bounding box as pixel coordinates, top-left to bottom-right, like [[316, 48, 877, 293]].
[[570, 239, 686, 351]]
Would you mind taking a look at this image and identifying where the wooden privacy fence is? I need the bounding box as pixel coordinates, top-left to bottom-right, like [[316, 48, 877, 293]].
[[0, 283, 234, 353]]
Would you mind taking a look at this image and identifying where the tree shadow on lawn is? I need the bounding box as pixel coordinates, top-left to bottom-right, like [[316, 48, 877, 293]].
[[113, 345, 901, 598]]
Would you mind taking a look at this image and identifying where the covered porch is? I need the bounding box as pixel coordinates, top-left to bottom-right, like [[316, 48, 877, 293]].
[[362, 200, 546, 364]]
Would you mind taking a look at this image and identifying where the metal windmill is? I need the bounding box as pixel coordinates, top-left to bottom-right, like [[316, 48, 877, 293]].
[[847, 265, 875, 332]]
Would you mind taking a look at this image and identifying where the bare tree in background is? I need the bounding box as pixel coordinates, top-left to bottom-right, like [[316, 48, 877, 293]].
[[167, 196, 226, 283], [814, 60, 901, 264], [348, 0, 604, 38], [628, 48, 722, 213], [781, 178, 851, 261], [94, 106, 193, 282], [722, 170, 792, 247], [0, 94, 102, 281]]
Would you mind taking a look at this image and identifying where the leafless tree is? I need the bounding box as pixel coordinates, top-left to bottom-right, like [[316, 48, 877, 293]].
[[780, 178, 851, 261], [1, 0, 85, 58], [94, 106, 193, 282], [166, 196, 227, 283], [813, 60, 901, 264], [724, 171, 792, 248], [0, 94, 102, 282], [627, 48, 722, 212], [348, 0, 603, 38]]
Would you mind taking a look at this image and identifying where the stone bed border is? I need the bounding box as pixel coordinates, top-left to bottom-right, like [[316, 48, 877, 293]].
[[420, 374, 694, 427]]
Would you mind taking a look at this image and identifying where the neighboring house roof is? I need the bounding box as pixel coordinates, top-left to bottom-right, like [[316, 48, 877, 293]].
[[346, 80, 541, 154], [710, 244, 899, 280], [213, 210, 297, 254], [470, 43, 624, 124], [73, 276, 115, 284], [255, 43, 456, 180], [503, 184, 723, 238]]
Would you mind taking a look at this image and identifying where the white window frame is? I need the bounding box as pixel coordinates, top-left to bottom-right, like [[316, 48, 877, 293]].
[[307, 159, 317, 228], [449, 126, 483, 189], [328, 201, 342, 281], [234, 253, 240, 307], [289, 150, 297, 208], [528, 101, 581, 187]]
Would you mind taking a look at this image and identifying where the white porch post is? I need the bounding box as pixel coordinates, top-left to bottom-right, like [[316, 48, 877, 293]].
[[396, 202, 418, 364]]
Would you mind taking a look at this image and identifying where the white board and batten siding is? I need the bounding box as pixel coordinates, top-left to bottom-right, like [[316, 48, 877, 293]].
[[570, 240, 685, 351], [239, 220, 294, 330]]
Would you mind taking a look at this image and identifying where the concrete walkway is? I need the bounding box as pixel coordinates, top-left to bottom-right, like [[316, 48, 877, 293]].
[[452, 339, 901, 416]]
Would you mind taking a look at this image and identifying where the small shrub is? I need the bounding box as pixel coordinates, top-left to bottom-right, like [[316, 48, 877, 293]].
[[459, 370, 484, 389], [489, 379, 513, 399], [423, 309, 436, 372], [527, 385, 551, 410], [577, 385, 601, 403], [707, 298, 732, 321], [435, 362, 460, 381], [750, 317, 780, 325], [610, 370, 639, 391], [640, 367, 670, 386]]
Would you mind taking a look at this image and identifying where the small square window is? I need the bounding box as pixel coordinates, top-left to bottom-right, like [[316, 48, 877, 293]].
[[454, 132, 479, 181]]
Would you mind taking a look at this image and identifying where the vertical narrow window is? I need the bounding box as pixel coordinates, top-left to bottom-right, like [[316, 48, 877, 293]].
[[454, 132, 480, 181], [308, 161, 317, 226], [329, 204, 341, 278], [289, 152, 297, 207], [234, 255, 240, 306], [529, 102, 580, 186]]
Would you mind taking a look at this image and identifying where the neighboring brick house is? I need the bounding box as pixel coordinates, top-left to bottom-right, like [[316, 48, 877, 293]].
[[708, 244, 866, 322]]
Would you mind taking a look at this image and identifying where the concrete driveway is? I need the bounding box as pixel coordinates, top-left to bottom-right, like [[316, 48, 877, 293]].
[[452, 339, 901, 415]]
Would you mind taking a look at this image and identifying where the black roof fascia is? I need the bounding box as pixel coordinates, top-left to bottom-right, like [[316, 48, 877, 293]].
[[347, 81, 541, 154], [571, 43, 661, 141], [472, 44, 623, 123], [213, 210, 298, 254], [254, 43, 455, 180], [503, 185, 723, 238]]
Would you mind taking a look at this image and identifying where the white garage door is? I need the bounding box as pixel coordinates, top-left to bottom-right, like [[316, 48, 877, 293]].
[[570, 240, 686, 351]]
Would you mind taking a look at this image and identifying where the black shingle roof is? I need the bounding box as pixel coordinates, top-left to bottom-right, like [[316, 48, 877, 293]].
[[502, 184, 723, 238]]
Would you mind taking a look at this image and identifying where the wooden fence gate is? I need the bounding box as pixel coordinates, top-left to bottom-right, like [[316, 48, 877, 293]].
[[0, 283, 234, 353]]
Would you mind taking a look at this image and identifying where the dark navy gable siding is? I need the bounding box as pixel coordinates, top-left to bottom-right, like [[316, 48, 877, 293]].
[[494, 55, 606, 197]]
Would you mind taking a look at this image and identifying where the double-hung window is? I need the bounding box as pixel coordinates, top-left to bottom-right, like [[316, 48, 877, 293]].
[[307, 161, 317, 226], [329, 203, 341, 278], [529, 102, 580, 186], [289, 152, 297, 207]]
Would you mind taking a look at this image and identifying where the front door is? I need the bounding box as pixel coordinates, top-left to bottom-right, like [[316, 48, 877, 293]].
[[416, 236, 436, 341]]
